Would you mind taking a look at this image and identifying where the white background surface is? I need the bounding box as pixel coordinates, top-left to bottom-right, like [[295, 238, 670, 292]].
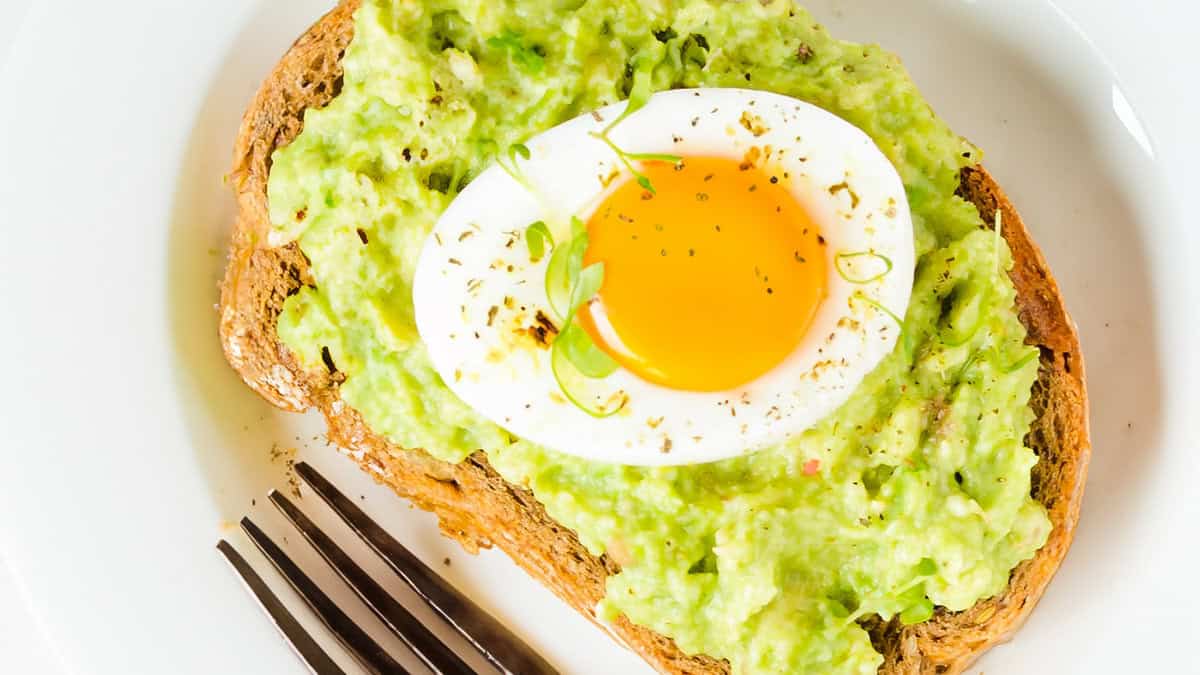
[[1, 1, 1197, 674], [1, 7, 55, 675]]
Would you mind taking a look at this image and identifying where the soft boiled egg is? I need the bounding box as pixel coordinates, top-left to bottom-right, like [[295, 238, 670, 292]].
[[412, 88, 914, 465]]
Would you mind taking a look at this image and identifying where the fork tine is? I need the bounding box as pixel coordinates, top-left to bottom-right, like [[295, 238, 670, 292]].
[[216, 540, 348, 675], [239, 517, 411, 675], [269, 489, 477, 675], [295, 462, 558, 675]]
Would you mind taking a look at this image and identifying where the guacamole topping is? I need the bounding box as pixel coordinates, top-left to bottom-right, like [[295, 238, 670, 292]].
[[267, 1, 1050, 672]]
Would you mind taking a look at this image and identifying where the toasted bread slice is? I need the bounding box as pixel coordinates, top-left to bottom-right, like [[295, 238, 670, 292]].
[[219, 2, 1090, 672]]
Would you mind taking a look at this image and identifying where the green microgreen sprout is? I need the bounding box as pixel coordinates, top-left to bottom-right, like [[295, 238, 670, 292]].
[[544, 238, 573, 319], [527, 217, 626, 417], [543, 216, 587, 319], [510, 142, 531, 163], [834, 250, 894, 284], [849, 291, 911, 355], [502, 67, 688, 416], [551, 340, 627, 417], [492, 141, 534, 192], [524, 220, 552, 262], [849, 291, 904, 329], [587, 66, 681, 195], [556, 264, 619, 378]]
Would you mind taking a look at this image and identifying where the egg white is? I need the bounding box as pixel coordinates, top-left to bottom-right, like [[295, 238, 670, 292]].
[[412, 88, 914, 465]]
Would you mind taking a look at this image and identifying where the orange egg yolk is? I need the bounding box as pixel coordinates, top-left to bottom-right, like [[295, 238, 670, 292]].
[[577, 156, 827, 392]]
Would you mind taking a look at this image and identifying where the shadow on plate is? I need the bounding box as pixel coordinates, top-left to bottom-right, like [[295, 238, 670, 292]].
[[165, 0, 334, 521], [160, 2, 549, 624]]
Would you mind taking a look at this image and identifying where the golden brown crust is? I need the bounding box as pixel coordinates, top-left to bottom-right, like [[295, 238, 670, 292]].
[[219, 0, 359, 412], [217, 4, 1089, 672]]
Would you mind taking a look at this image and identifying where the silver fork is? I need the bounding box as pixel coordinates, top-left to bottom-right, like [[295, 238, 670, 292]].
[[217, 461, 559, 675]]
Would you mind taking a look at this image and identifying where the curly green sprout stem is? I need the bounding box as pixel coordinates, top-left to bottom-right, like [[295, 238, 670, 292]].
[[588, 68, 681, 195], [834, 250, 894, 284], [849, 291, 904, 328]]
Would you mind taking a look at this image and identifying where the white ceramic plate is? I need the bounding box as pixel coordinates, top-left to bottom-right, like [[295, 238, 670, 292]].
[[1, 1, 1197, 673]]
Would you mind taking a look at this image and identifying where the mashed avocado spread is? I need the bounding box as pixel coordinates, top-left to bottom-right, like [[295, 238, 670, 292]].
[[267, 1, 1050, 671]]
